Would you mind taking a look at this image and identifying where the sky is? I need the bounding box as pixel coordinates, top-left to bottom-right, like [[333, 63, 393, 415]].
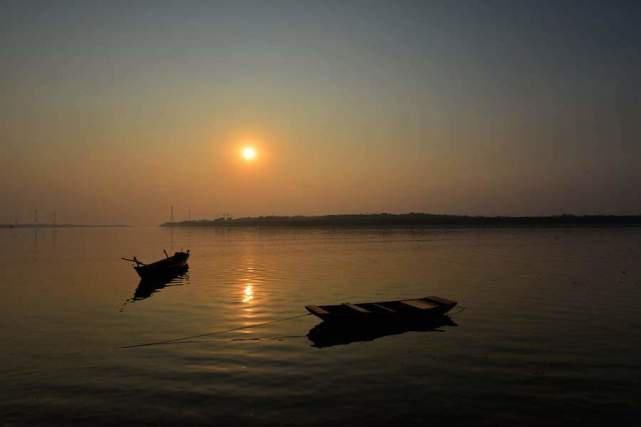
[[1, 0, 640, 224]]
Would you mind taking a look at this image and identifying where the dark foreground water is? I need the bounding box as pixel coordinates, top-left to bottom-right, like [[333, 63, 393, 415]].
[[1, 227, 640, 426]]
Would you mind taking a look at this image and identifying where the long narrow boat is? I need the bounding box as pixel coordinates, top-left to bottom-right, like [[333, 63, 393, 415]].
[[305, 296, 457, 323], [122, 250, 190, 279]]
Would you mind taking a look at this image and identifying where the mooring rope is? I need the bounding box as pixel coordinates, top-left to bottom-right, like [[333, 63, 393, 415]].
[[121, 313, 311, 349], [122, 305, 466, 349]]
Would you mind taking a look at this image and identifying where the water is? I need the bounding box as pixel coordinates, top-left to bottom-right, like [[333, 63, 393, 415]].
[[1, 227, 640, 425]]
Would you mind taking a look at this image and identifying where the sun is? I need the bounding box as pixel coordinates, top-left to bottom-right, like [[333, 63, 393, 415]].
[[241, 146, 257, 161]]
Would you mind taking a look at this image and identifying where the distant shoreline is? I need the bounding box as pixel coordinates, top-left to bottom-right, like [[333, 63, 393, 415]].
[[160, 213, 641, 228]]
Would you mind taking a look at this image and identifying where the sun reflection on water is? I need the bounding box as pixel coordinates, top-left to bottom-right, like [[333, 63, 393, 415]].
[[242, 283, 254, 303]]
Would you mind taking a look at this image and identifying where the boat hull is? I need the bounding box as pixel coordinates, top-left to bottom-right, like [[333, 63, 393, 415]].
[[134, 252, 190, 279]]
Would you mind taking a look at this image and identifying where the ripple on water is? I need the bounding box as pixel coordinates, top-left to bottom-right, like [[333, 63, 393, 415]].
[[2, 227, 641, 424]]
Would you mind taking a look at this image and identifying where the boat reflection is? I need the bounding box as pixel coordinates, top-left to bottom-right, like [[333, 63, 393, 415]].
[[307, 315, 457, 348], [130, 265, 189, 302]]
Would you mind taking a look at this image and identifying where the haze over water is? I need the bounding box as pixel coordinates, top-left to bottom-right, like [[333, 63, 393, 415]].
[[2, 1, 641, 224], [2, 226, 640, 425]]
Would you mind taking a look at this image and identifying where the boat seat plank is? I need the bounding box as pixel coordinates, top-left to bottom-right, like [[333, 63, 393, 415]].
[[426, 296, 456, 306], [372, 303, 396, 313], [306, 305, 329, 316], [399, 299, 439, 310], [344, 303, 370, 313]]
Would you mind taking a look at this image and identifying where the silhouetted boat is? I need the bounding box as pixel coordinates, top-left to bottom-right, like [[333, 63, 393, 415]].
[[122, 250, 190, 279], [305, 296, 457, 322], [307, 315, 457, 348]]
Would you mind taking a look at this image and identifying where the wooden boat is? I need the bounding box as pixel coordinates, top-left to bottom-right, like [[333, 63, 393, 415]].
[[122, 250, 190, 279], [305, 296, 457, 322]]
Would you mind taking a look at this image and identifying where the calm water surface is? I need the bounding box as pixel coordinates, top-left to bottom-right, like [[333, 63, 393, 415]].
[[1, 227, 640, 425]]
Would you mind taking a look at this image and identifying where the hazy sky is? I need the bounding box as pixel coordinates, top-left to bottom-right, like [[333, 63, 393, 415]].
[[2, 0, 640, 224]]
